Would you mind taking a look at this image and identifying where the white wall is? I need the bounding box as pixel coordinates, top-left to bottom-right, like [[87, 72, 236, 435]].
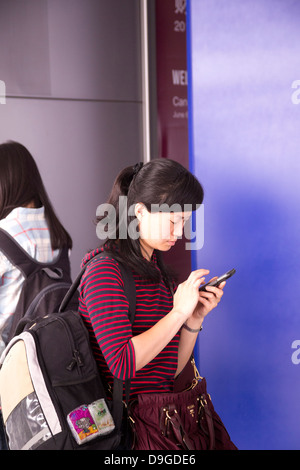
[[0, 0, 143, 275]]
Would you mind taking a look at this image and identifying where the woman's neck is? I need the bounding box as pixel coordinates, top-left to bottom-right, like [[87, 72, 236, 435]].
[[140, 240, 154, 261], [24, 201, 36, 208]]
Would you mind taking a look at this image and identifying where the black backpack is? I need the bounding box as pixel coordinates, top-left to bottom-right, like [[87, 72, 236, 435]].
[[0, 228, 76, 345], [0, 251, 136, 450]]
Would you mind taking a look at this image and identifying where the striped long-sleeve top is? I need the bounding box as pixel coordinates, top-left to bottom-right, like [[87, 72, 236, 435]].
[[78, 248, 179, 399]]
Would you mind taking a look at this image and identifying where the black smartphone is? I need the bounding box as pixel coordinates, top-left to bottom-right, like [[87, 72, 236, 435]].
[[199, 268, 236, 291]]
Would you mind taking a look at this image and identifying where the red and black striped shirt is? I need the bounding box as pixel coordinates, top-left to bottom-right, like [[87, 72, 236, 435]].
[[78, 248, 179, 399]]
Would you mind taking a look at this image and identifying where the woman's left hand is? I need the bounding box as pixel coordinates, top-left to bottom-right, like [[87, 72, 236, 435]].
[[192, 278, 226, 321]]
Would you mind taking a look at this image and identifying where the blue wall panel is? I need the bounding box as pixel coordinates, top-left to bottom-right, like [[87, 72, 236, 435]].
[[187, 0, 300, 449]]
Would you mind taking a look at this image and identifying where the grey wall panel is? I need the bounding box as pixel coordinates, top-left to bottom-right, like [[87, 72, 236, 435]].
[[0, 0, 142, 101], [0, 0, 143, 276], [0, 97, 142, 273], [0, 0, 51, 96], [47, 0, 142, 101]]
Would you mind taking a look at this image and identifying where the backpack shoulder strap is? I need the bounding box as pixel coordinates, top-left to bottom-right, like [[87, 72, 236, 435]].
[[0, 228, 33, 277], [0, 227, 69, 278], [59, 251, 136, 324], [59, 251, 136, 413]]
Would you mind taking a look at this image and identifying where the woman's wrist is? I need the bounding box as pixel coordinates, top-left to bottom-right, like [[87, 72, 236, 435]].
[[170, 309, 204, 332], [182, 321, 203, 333], [181, 315, 204, 333], [183, 316, 204, 333]]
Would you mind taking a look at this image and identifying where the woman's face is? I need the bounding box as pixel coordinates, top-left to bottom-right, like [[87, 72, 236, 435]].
[[135, 204, 192, 259]]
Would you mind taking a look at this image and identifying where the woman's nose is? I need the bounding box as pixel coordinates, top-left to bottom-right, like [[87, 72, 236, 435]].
[[173, 222, 184, 238]]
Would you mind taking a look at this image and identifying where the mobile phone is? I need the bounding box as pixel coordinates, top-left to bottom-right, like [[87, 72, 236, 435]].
[[199, 268, 236, 291]]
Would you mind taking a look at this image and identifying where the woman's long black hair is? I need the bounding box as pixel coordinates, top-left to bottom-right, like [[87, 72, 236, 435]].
[[0, 141, 72, 250], [97, 158, 204, 284]]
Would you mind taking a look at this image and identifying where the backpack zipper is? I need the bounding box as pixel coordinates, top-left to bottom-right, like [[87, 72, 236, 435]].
[[66, 348, 84, 371], [54, 315, 84, 376]]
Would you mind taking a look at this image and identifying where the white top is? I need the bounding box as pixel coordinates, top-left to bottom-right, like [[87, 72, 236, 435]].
[[0, 207, 59, 345]]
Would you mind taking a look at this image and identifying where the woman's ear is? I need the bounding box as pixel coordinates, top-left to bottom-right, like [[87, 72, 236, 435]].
[[134, 202, 146, 221]]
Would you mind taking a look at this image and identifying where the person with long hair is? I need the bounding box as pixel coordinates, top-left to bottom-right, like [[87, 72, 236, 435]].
[[0, 141, 73, 450], [78, 158, 227, 449], [0, 141, 72, 348]]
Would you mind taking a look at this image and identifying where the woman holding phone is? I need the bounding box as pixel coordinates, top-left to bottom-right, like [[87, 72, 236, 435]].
[[79, 158, 230, 450]]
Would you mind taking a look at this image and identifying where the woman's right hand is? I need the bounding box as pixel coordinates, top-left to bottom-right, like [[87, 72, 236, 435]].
[[173, 269, 209, 320], [131, 268, 209, 372]]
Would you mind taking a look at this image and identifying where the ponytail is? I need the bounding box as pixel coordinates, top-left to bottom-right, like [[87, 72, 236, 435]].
[[108, 162, 144, 202]]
